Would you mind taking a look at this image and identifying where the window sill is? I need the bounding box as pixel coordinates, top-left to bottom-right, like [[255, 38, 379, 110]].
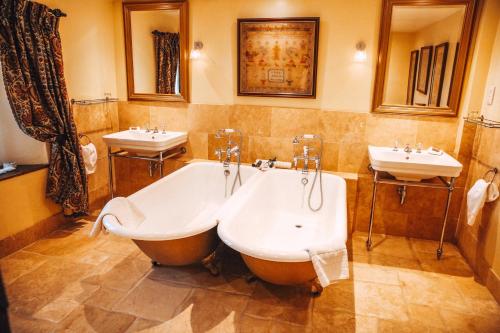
[[0, 164, 48, 182]]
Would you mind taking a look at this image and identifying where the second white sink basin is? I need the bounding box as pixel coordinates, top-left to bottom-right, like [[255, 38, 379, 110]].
[[368, 145, 462, 181], [103, 130, 187, 156]]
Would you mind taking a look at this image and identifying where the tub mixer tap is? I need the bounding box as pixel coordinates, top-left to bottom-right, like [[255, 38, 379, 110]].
[[215, 128, 243, 196]]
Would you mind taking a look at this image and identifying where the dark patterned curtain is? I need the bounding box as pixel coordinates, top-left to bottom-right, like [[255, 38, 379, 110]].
[[152, 30, 179, 94], [0, 0, 88, 215]]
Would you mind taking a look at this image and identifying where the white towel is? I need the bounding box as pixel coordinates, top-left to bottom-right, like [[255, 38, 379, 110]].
[[89, 197, 145, 237], [486, 182, 499, 203], [81, 143, 97, 175], [307, 245, 349, 288], [467, 179, 489, 226]]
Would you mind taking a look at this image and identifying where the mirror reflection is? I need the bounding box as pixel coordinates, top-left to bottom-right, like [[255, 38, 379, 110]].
[[130, 9, 180, 95], [383, 5, 466, 108]]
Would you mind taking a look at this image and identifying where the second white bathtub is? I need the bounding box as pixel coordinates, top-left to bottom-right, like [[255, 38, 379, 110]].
[[217, 168, 347, 286]]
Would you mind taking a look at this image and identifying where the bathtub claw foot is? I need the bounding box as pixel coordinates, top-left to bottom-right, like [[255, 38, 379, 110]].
[[244, 274, 257, 283], [201, 252, 219, 276], [151, 260, 160, 267], [311, 279, 323, 297]]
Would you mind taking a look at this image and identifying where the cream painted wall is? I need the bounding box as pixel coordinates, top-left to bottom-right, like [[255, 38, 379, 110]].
[[38, 0, 118, 100], [412, 10, 464, 107], [481, 17, 500, 122], [114, 0, 381, 112], [0, 169, 62, 240], [131, 10, 180, 93], [384, 32, 414, 105]]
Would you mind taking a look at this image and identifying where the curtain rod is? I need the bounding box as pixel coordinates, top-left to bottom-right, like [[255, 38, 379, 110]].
[[49, 8, 67, 18]]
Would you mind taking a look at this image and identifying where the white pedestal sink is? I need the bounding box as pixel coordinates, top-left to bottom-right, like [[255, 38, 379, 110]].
[[368, 145, 463, 181], [103, 130, 187, 156]]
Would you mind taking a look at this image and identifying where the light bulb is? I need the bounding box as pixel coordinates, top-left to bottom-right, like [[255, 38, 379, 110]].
[[190, 49, 201, 59], [354, 50, 367, 62]]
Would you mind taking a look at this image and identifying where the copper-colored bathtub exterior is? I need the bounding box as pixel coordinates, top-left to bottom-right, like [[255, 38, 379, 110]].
[[133, 227, 218, 266], [242, 254, 317, 285]]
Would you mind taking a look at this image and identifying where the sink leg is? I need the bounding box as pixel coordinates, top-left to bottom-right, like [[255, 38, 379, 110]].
[[367, 172, 378, 251], [437, 178, 455, 260], [159, 151, 164, 178], [108, 147, 114, 199]]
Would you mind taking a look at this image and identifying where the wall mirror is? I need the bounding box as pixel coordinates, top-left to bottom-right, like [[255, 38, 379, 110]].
[[373, 0, 480, 116], [123, 1, 188, 102]]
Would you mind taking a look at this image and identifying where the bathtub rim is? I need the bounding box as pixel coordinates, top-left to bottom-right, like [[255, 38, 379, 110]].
[[216, 168, 348, 262], [102, 161, 260, 241]]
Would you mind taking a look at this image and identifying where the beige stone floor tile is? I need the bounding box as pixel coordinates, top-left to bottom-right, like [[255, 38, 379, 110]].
[[238, 314, 312, 333], [181, 288, 249, 332], [83, 286, 129, 311], [8, 312, 58, 333], [125, 317, 163, 332], [6, 258, 94, 317], [243, 281, 313, 326], [147, 264, 256, 296], [33, 298, 80, 323], [83, 254, 151, 291], [74, 249, 111, 266], [409, 238, 461, 257], [0, 250, 48, 285], [352, 262, 400, 286], [453, 276, 498, 301], [114, 278, 193, 322], [439, 308, 500, 333], [314, 280, 356, 314], [354, 253, 422, 271], [56, 304, 136, 333], [312, 309, 378, 333], [415, 251, 473, 277], [407, 303, 446, 329], [95, 237, 141, 257], [353, 281, 409, 321], [377, 318, 447, 333], [399, 270, 469, 313]]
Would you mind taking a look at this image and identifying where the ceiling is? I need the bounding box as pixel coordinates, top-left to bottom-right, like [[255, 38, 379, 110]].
[[391, 5, 465, 32]]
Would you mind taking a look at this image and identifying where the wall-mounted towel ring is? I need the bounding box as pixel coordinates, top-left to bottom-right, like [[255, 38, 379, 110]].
[[79, 134, 92, 145], [483, 167, 498, 184]]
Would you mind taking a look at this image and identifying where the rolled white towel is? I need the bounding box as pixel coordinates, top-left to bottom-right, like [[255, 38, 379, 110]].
[[89, 197, 145, 237], [486, 181, 499, 203], [81, 143, 97, 175], [307, 244, 349, 288], [467, 179, 489, 226]]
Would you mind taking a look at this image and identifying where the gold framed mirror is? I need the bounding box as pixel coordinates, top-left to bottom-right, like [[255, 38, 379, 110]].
[[372, 0, 480, 116], [123, 1, 189, 102]]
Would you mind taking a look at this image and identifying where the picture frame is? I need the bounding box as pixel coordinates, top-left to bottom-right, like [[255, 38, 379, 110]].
[[406, 50, 419, 105], [237, 17, 320, 98], [416, 45, 433, 94], [429, 42, 449, 107]]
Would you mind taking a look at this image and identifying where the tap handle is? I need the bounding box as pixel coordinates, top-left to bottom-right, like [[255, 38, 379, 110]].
[[215, 148, 223, 162], [393, 140, 399, 151], [293, 156, 298, 170]]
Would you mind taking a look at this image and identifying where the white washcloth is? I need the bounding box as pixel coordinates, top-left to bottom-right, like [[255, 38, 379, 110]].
[[0, 165, 16, 175], [307, 245, 349, 288], [89, 197, 145, 237], [486, 182, 499, 203], [81, 143, 97, 175], [467, 179, 489, 226]]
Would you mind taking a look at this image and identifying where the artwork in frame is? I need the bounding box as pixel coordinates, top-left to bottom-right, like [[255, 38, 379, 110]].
[[416, 45, 433, 94], [429, 42, 449, 107], [237, 17, 320, 98], [406, 50, 419, 105]]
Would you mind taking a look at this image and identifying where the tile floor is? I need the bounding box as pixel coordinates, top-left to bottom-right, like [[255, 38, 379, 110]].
[[1, 219, 499, 333]]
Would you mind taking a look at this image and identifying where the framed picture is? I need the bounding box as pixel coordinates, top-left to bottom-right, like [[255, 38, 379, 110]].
[[416, 45, 433, 94], [429, 42, 449, 107], [237, 17, 320, 98], [406, 50, 419, 105]]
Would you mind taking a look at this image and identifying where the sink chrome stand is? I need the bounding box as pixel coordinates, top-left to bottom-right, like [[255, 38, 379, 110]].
[[107, 146, 186, 198], [366, 165, 456, 260]]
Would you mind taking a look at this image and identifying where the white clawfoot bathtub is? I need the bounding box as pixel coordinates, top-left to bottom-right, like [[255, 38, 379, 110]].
[[103, 161, 258, 266], [217, 168, 347, 286]]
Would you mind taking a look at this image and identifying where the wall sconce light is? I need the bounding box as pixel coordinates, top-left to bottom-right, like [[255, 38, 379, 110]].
[[354, 41, 367, 62], [190, 41, 204, 59]]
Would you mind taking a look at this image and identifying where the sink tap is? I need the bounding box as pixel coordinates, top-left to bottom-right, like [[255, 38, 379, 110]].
[[393, 140, 399, 151], [153, 127, 159, 134], [416, 143, 423, 153], [404, 144, 412, 153]]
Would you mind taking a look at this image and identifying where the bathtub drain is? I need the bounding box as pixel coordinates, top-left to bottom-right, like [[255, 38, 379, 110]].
[[295, 225, 303, 228]]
